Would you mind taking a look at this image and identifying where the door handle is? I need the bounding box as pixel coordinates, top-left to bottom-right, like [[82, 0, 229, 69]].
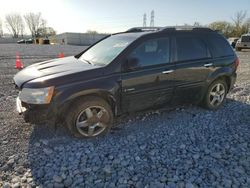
[[204, 63, 213, 67], [124, 88, 135, 92], [162, 70, 174, 74]]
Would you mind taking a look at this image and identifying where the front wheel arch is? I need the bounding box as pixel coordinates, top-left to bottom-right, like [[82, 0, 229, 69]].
[[57, 91, 116, 123], [65, 96, 114, 138]]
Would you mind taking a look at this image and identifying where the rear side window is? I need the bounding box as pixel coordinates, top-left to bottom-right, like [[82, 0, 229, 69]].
[[205, 34, 234, 58], [176, 36, 209, 62], [241, 36, 250, 42]]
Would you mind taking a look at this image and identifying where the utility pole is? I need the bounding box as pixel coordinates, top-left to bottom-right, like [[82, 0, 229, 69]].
[[143, 13, 147, 27], [150, 10, 155, 27]]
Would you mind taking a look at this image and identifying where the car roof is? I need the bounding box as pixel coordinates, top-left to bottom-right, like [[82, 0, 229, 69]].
[[241, 34, 250, 37], [112, 32, 148, 38], [113, 26, 215, 38]]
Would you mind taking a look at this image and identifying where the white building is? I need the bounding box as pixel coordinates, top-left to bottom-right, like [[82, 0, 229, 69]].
[[51, 32, 108, 46]]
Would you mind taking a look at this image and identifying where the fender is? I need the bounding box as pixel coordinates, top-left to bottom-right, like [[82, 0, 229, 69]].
[[206, 66, 234, 86], [193, 66, 235, 104], [52, 75, 121, 118]]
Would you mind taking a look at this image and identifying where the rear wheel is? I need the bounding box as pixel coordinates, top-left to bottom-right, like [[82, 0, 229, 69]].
[[203, 79, 228, 110], [66, 96, 113, 138]]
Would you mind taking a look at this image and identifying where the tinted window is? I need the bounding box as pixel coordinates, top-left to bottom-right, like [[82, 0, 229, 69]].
[[205, 34, 234, 58], [129, 38, 170, 67], [176, 36, 208, 62]]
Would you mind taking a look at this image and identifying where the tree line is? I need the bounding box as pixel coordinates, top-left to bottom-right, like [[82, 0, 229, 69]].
[[208, 10, 250, 38], [0, 12, 56, 38], [182, 11, 250, 38]]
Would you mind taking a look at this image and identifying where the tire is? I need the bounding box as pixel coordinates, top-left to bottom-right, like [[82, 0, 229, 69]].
[[65, 96, 114, 138], [202, 79, 228, 110], [231, 43, 236, 49], [236, 47, 241, 51]]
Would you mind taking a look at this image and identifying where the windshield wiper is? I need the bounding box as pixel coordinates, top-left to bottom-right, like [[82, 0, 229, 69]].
[[82, 59, 94, 65]]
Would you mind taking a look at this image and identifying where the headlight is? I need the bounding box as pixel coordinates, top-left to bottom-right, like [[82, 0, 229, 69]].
[[19, 86, 54, 104]]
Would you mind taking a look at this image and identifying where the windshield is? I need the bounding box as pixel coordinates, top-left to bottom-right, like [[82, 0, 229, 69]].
[[241, 36, 250, 42], [79, 33, 141, 66]]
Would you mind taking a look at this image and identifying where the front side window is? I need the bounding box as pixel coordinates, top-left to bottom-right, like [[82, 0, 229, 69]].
[[176, 36, 209, 62], [79, 33, 141, 66], [129, 38, 170, 68]]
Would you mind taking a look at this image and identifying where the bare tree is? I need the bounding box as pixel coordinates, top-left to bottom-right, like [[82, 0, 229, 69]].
[[243, 18, 250, 33], [0, 18, 3, 37], [231, 10, 247, 36], [24, 12, 44, 38], [232, 10, 247, 28], [5, 13, 24, 38]]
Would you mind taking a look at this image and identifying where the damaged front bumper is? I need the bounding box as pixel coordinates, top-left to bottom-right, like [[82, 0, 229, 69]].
[[16, 97, 26, 114], [16, 97, 57, 127]]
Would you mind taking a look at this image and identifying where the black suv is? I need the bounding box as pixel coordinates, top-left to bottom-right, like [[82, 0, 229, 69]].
[[14, 27, 239, 138]]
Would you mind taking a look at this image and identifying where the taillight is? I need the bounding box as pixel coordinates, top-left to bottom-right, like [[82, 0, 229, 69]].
[[235, 57, 240, 70]]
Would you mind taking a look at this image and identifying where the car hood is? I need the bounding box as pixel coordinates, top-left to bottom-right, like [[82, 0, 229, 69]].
[[14, 56, 101, 88]]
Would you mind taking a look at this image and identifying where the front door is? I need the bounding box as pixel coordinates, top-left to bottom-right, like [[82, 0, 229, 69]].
[[121, 37, 175, 112]]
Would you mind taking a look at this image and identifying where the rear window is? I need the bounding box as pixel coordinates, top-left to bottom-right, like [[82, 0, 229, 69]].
[[176, 36, 209, 62], [241, 36, 250, 42], [205, 34, 234, 58]]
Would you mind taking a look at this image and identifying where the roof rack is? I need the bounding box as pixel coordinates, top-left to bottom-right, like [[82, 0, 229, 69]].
[[160, 26, 214, 32], [126, 27, 163, 33], [125, 26, 214, 33]]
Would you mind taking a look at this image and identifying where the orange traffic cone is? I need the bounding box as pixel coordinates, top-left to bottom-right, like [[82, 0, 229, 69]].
[[58, 52, 64, 58], [15, 53, 23, 69]]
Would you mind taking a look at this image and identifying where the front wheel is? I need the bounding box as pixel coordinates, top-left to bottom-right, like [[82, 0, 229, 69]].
[[203, 79, 228, 110], [66, 96, 114, 138], [235, 47, 242, 51]]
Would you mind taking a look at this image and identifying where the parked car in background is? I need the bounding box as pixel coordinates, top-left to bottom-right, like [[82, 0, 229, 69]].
[[17, 38, 34, 44], [14, 26, 239, 138], [17, 39, 26, 44], [236, 34, 250, 51], [25, 38, 34, 44], [228, 37, 239, 48]]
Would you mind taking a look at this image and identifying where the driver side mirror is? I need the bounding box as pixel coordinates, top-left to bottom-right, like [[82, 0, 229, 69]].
[[125, 57, 140, 71]]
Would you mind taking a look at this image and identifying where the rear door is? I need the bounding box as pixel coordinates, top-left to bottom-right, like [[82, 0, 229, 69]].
[[121, 37, 175, 112], [172, 33, 214, 103]]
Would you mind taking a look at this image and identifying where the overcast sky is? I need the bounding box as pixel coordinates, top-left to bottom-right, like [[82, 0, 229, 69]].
[[0, 0, 249, 34]]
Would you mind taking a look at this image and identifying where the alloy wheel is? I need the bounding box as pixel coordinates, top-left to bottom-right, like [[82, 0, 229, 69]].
[[209, 83, 226, 107], [75, 106, 109, 137]]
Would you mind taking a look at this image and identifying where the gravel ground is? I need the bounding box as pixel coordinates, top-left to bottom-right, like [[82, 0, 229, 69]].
[[0, 44, 250, 188]]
